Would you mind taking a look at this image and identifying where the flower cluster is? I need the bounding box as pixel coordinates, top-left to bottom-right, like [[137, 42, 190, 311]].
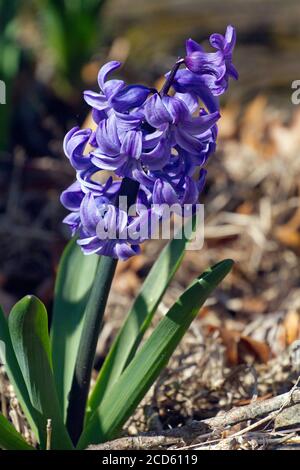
[[61, 25, 238, 260]]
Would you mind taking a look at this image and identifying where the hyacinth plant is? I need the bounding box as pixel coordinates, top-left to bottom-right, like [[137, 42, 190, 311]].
[[0, 26, 237, 450]]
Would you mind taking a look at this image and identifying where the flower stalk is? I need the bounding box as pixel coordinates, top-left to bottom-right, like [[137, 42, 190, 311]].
[[66, 177, 139, 445], [160, 58, 184, 95]]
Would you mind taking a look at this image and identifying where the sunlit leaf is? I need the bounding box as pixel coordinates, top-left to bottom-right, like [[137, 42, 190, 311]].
[[51, 237, 99, 420], [9, 296, 73, 450], [0, 413, 35, 450], [78, 259, 233, 448], [86, 217, 197, 421]]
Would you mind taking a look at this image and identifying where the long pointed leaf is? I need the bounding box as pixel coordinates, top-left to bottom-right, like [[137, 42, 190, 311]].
[[87, 217, 196, 420], [51, 238, 99, 420], [78, 259, 233, 448], [0, 413, 35, 450], [9, 296, 73, 450], [0, 307, 39, 440]]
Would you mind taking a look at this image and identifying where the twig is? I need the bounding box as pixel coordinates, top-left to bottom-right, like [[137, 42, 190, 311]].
[[88, 388, 300, 450], [202, 388, 300, 429], [0, 370, 8, 418], [9, 399, 21, 433], [46, 419, 52, 451]]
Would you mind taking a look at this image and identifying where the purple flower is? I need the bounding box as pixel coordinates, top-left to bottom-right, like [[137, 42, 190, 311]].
[[209, 25, 238, 80], [77, 193, 159, 260], [133, 152, 207, 214], [63, 127, 93, 171], [184, 25, 238, 95], [170, 69, 220, 113], [144, 93, 219, 155], [61, 27, 237, 260], [83, 61, 151, 114]]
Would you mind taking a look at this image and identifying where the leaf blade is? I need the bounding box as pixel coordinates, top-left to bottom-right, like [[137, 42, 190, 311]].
[[51, 238, 99, 420], [0, 413, 35, 450], [9, 296, 73, 450], [87, 218, 196, 418], [0, 307, 39, 439], [78, 259, 233, 448]]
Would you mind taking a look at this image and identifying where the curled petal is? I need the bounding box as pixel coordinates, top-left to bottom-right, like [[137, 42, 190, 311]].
[[186, 38, 204, 55], [95, 114, 120, 156], [174, 127, 204, 154], [102, 176, 121, 197], [182, 176, 199, 204], [141, 138, 171, 170], [198, 168, 207, 193], [175, 92, 199, 114], [116, 209, 129, 236], [153, 179, 178, 206], [115, 112, 142, 132], [224, 25, 236, 53], [144, 93, 172, 128], [60, 181, 84, 211], [115, 243, 140, 261], [171, 69, 220, 113], [196, 84, 220, 112], [110, 85, 151, 113], [228, 63, 239, 80], [162, 96, 190, 125], [83, 91, 108, 111], [78, 236, 103, 255], [77, 167, 108, 194], [183, 110, 220, 135], [63, 127, 92, 170], [100, 205, 118, 239], [142, 129, 165, 149], [127, 209, 159, 242], [98, 61, 122, 90], [80, 192, 100, 235], [209, 33, 225, 51], [120, 130, 142, 160], [136, 188, 151, 212], [203, 72, 227, 96], [77, 168, 121, 199], [92, 108, 107, 124], [63, 212, 81, 235], [103, 79, 125, 99], [185, 50, 225, 77], [91, 151, 127, 171], [132, 166, 155, 190]]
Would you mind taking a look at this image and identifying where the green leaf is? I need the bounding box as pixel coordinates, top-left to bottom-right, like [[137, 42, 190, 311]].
[[78, 259, 233, 448], [8, 296, 73, 450], [0, 307, 39, 440], [86, 218, 197, 421], [0, 413, 35, 450], [51, 237, 99, 420]]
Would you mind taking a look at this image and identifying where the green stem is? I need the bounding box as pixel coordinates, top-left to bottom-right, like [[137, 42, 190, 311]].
[[66, 177, 139, 445], [66, 256, 117, 444], [160, 58, 184, 96]]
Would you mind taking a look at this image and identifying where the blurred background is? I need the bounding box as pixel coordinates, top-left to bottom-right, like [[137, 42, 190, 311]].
[[1, 0, 300, 426]]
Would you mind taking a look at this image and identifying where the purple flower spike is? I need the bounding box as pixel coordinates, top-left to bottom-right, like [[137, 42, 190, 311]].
[[61, 27, 237, 260]]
